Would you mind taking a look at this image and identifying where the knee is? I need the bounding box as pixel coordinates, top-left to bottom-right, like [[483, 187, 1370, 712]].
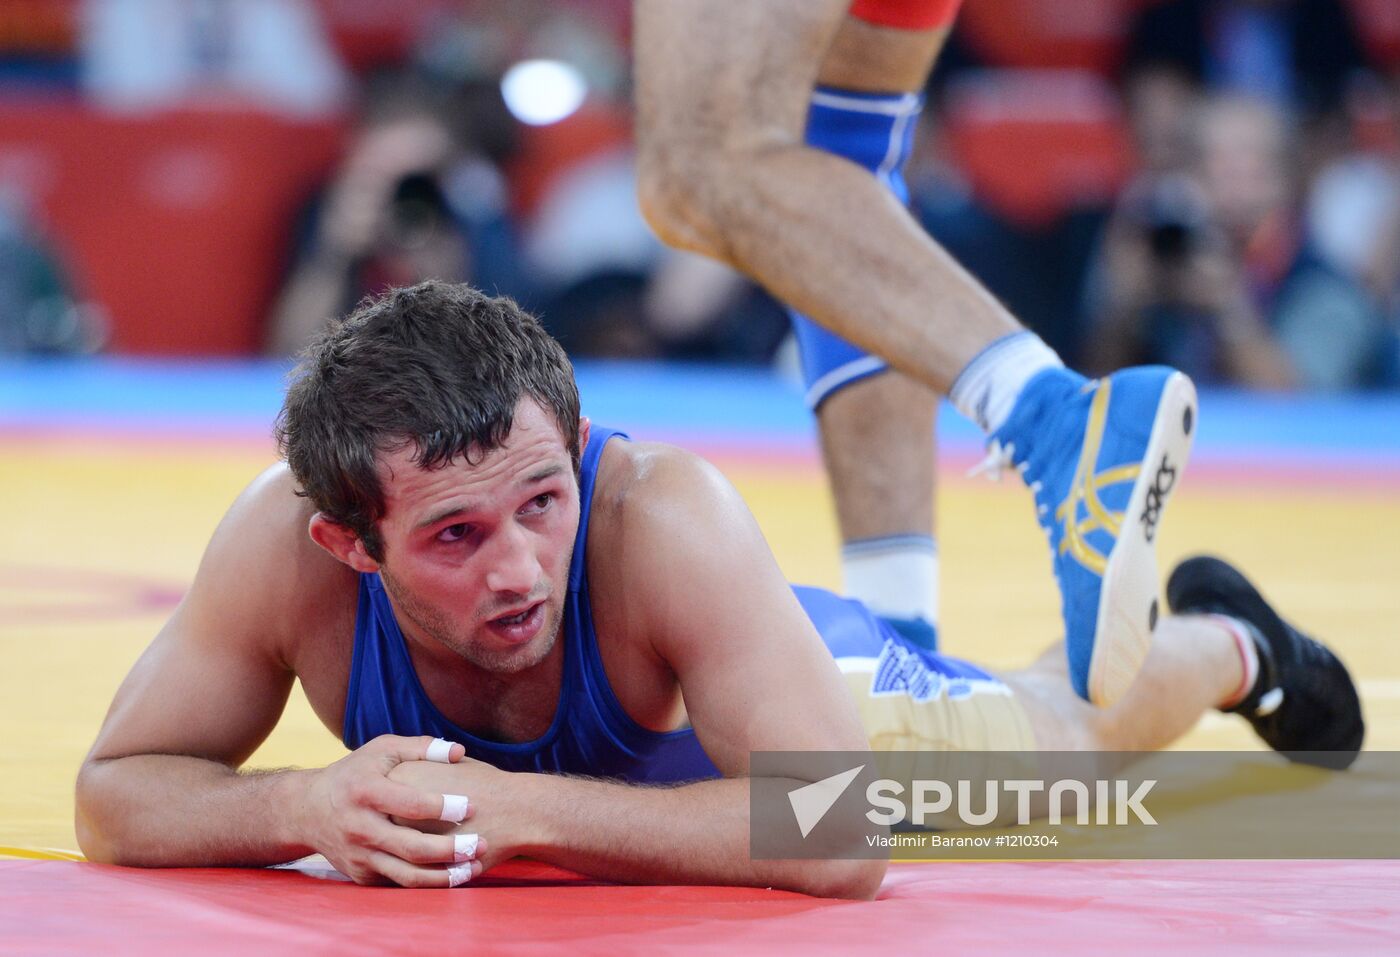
[[638, 120, 815, 263], [638, 105, 808, 260], [635, 137, 728, 258]]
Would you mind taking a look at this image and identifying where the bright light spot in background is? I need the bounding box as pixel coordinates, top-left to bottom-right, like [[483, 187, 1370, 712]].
[[501, 60, 587, 126]]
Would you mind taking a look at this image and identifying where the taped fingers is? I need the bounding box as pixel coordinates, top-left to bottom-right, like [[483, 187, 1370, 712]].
[[369, 825, 483, 866], [454, 833, 481, 862], [366, 850, 483, 889], [362, 777, 471, 824], [424, 737, 463, 763], [367, 733, 460, 765], [439, 793, 470, 824], [448, 862, 478, 888]]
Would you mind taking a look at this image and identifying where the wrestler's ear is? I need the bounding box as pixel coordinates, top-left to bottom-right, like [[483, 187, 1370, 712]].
[[308, 513, 380, 573], [578, 416, 591, 454]]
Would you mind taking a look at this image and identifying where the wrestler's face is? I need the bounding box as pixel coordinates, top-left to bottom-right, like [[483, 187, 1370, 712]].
[[373, 400, 584, 674]]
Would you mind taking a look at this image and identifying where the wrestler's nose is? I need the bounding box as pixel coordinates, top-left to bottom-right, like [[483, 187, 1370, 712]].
[[484, 521, 542, 596]]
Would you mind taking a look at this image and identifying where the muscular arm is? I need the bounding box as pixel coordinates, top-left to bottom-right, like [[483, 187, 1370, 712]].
[[402, 448, 884, 898], [76, 466, 308, 865], [510, 774, 876, 896], [76, 467, 463, 883]]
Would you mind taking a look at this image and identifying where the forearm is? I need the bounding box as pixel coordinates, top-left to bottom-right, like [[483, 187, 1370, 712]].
[[76, 754, 314, 867], [514, 773, 884, 900]]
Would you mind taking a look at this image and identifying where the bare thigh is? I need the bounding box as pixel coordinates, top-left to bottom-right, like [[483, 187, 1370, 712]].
[[634, 0, 850, 156], [635, 1, 949, 148]]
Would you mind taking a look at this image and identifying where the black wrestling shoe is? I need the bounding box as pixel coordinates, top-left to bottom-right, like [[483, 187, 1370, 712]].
[[1166, 555, 1364, 770]]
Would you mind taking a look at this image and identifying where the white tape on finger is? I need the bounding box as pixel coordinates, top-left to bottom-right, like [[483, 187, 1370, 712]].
[[439, 793, 470, 823], [453, 833, 479, 863], [425, 738, 456, 763], [448, 863, 473, 888]]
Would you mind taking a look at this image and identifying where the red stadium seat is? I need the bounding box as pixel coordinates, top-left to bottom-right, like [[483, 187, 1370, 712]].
[[307, 0, 459, 73], [0, 101, 345, 354], [941, 70, 1134, 229], [954, 0, 1142, 74]]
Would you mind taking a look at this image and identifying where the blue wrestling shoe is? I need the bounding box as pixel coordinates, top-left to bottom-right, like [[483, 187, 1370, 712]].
[[975, 366, 1197, 706]]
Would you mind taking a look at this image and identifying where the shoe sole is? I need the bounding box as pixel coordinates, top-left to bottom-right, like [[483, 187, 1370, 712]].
[[1088, 371, 1197, 707]]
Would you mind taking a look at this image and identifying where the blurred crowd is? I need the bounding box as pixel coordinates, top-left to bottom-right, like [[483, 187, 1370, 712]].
[[2, 0, 1399, 390]]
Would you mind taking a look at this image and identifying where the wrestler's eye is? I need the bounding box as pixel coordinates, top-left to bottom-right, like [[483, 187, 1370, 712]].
[[437, 523, 471, 543], [522, 493, 553, 514]]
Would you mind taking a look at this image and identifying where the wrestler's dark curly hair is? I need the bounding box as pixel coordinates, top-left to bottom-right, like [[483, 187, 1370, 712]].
[[275, 280, 581, 562]]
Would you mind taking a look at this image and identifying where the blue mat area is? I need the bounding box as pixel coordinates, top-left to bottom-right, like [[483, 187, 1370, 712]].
[[2, 358, 1398, 463]]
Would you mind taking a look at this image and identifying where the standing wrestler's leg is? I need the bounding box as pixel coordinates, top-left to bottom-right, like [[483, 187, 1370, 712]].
[[635, 0, 1197, 708], [819, 376, 939, 647], [799, 21, 948, 646], [635, 0, 1019, 391]]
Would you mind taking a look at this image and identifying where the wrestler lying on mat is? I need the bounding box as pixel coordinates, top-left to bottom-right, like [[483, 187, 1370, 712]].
[[75, 283, 1363, 899]]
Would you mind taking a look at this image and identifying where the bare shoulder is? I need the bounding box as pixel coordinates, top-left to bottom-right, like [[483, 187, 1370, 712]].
[[80, 464, 359, 767], [584, 437, 867, 769], [190, 462, 355, 664], [591, 439, 745, 530], [585, 437, 773, 709], [588, 437, 776, 623]]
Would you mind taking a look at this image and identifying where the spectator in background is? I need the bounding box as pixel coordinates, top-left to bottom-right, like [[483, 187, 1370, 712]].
[[1124, 65, 1201, 175], [1123, 0, 1380, 198], [1306, 149, 1400, 386], [1199, 95, 1388, 389], [1083, 170, 1294, 387], [1306, 73, 1400, 386], [1087, 94, 1387, 390], [266, 72, 522, 355]]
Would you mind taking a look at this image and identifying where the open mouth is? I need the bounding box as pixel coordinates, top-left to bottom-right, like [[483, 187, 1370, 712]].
[[486, 601, 546, 644], [495, 607, 534, 626]]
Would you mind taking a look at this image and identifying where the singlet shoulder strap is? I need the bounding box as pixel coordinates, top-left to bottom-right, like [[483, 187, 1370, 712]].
[[568, 425, 628, 592]]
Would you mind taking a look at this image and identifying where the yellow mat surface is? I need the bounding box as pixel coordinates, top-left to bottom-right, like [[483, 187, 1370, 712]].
[[3, 433, 1397, 852]]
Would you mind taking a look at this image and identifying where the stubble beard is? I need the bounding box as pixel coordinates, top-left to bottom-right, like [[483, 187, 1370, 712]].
[[379, 568, 564, 674]]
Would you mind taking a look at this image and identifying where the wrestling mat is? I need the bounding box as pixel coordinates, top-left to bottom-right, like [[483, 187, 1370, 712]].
[[2, 361, 1398, 954]]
